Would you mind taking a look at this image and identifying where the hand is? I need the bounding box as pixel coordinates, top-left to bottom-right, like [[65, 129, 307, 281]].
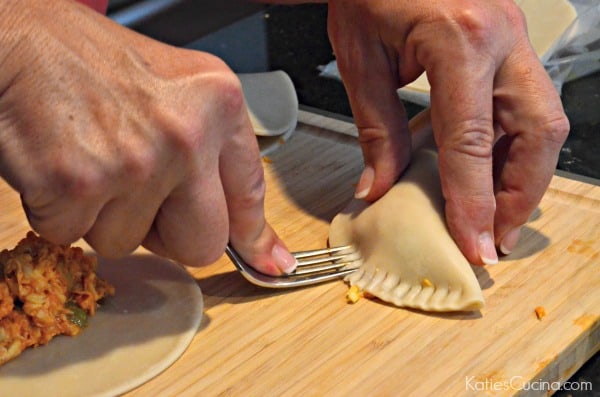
[[327, 0, 569, 265], [0, 0, 296, 275]]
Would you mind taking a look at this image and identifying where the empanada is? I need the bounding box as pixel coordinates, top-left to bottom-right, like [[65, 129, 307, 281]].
[[329, 146, 484, 312]]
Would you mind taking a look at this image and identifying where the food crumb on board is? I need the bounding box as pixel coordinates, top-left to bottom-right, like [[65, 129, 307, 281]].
[[535, 306, 546, 320], [421, 278, 434, 288], [346, 285, 363, 304]]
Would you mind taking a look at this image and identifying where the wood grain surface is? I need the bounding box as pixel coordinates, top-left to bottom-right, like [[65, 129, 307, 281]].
[[0, 114, 598, 396]]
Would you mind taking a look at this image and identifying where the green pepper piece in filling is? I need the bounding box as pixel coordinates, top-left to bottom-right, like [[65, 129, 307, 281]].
[[65, 301, 88, 328]]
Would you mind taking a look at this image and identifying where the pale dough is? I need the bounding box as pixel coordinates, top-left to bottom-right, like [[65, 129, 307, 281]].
[[0, 251, 204, 397], [329, 146, 484, 312], [514, 0, 578, 62], [239, 71, 298, 156]]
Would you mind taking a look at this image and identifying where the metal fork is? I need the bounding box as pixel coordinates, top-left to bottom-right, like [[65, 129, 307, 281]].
[[225, 244, 360, 288]]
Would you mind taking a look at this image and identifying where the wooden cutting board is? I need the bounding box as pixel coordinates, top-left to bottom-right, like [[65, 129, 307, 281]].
[[0, 113, 598, 396]]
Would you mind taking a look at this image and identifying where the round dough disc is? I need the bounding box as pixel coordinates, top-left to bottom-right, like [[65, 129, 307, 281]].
[[0, 252, 203, 397], [239, 70, 298, 137]]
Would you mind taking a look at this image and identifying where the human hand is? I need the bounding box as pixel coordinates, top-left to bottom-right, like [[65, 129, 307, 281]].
[[327, 0, 569, 265], [0, 0, 296, 275]]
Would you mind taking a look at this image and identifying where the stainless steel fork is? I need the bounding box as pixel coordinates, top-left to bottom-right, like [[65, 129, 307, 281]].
[[225, 244, 360, 288]]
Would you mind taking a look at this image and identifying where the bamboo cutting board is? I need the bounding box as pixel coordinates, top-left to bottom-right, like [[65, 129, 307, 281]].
[[0, 114, 598, 396]]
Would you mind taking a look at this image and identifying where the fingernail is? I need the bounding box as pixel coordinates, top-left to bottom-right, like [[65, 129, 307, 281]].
[[500, 226, 522, 255], [478, 232, 498, 265], [272, 243, 298, 274], [355, 166, 374, 199]]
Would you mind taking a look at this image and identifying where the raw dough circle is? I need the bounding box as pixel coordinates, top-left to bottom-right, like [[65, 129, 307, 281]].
[[239, 71, 298, 155], [239, 71, 298, 137], [0, 253, 203, 397]]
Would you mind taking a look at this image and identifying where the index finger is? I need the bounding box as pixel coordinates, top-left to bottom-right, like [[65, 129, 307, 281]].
[[427, 47, 498, 266], [220, 93, 297, 276]]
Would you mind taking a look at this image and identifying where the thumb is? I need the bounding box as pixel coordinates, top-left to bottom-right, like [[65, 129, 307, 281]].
[[351, 88, 411, 202], [341, 63, 411, 201]]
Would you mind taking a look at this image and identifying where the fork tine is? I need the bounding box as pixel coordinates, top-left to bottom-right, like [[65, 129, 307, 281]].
[[291, 246, 358, 275], [294, 251, 354, 269], [291, 261, 348, 275], [225, 244, 360, 288], [292, 245, 353, 259]]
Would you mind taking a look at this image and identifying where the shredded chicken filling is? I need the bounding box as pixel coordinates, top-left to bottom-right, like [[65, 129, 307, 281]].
[[0, 232, 114, 365]]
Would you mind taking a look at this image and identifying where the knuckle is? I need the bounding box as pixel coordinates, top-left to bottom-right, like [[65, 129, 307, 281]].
[[31, 219, 87, 246], [496, 190, 541, 232], [63, 171, 104, 200], [539, 114, 570, 147], [188, 56, 245, 118], [446, 190, 496, 218], [120, 145, 157, 184], [510, 194, 539, 221], [164, 72, 246, 157], [450, 1, 525, 49], [440, 120, 495, 160], [164, 117, 201, 159], [452, 6, 495, 47], [179, 237, 227, 267], [491, 0, 527, 32], [19, 181, 50, 211], [356, 125, 389, 145], [85, 238, 114, 258], [85, 225, 140, 259], [229, 167, 266, 211], [51, 158, 106, 200], [23, 157, 108, 210], [87, 238, 134, 259], [191, 51, 230, 72], [209, 73, 246, 118]]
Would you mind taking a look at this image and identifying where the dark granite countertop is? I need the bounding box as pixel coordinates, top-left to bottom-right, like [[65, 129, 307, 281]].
[[261, 5, 600, 182], [112, 1, 598, 394]]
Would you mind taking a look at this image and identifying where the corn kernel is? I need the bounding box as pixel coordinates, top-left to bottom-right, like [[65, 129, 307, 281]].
[[346, 285, 363, 304], [421, 278, 433, 288], [535, 306, 546, 320]]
